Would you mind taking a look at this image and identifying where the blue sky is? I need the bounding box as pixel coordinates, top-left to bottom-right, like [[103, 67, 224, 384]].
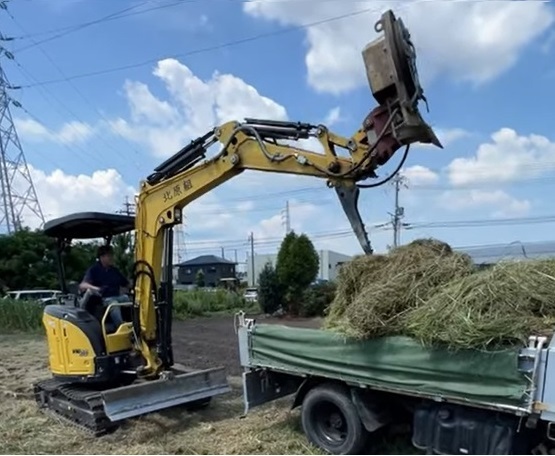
[[3, 0, 555, 263]]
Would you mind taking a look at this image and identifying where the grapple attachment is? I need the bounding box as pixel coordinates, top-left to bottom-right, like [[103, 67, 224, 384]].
[[361, 10, 442, 166]]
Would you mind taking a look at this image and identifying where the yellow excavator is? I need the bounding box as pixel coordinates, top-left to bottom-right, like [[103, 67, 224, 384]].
[[34, 10, 441, 434]]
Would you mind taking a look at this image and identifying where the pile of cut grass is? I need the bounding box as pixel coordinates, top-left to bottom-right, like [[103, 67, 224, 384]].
[[325, 238, 555, 350], [324, 239, 475, 340], [405, 259, 555, 349]]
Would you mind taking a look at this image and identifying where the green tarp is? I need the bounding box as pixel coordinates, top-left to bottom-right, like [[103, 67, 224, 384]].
[[250, 324, 530, 409]]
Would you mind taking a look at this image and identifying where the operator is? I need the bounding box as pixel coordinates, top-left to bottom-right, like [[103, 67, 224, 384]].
[[79, 245, 130, 328]]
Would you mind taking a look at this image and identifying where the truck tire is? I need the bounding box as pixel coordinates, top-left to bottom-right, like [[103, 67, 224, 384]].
[[301, 383, 369, 455]]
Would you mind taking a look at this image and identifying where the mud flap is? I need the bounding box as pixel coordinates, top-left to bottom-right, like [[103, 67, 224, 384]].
[[242, 368, 303, 415], [101, 367, 231, 422]]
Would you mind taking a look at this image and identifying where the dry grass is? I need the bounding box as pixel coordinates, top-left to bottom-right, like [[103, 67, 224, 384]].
[[0, 334, 320, 455], [325, 238, 555, 350], [405, 259, 555, 349], [324, 239, 474, 340]]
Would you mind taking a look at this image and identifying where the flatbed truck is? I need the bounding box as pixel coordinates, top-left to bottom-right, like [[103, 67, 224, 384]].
[[236, 313, 555, 454]]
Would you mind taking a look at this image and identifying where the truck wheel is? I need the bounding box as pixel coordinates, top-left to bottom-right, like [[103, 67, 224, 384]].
[[301, 384, 369, 455]]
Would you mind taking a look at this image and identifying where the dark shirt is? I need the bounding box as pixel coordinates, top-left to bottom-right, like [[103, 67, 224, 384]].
[[83, 262, 128, 298]]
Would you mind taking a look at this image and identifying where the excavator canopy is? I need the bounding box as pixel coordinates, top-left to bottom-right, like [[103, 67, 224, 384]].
[[43, 212, 135, 241]]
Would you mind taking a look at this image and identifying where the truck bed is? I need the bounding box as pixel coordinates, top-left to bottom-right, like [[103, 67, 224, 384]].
[[240, 323, 534, 414]]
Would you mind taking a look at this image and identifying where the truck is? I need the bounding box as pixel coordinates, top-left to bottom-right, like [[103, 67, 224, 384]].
[[236, 312, 555, 455]]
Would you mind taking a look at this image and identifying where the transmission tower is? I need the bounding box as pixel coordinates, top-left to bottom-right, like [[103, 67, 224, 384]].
[[0, 45, 44, 233], [281, 200, 291, 234]]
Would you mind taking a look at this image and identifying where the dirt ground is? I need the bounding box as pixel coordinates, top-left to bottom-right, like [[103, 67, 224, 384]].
[[172, 314, 322, 376], [0, 315, 415, 455]]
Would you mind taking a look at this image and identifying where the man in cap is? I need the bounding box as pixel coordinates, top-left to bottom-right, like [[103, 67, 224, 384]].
[[80, 245, 130, 328]]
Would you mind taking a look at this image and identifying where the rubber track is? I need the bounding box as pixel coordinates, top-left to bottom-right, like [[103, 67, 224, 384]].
[[34, 378, 117, 436]]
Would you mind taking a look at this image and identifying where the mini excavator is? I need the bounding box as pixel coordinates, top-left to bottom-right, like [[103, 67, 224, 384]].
[[34, 10, 441, 434]]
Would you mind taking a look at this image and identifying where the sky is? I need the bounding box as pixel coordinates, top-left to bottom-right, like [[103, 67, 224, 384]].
[[2, 0, 555, 264]]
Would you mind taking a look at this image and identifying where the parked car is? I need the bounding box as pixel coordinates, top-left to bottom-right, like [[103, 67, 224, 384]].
[[4, 289, 62, 305], [243, 287, 258, 303]]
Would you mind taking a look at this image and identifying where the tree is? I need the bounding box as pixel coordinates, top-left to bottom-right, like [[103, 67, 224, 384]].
[[0, 228, 98, 292], [112, 232, 134, 278], [257, 262, 282, 315], [275, 231, 319, 315], [195, 269, 205, 287]]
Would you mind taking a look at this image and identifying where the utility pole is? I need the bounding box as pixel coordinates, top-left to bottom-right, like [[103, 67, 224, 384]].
[[234, 249, 238, 264], [391, 174, 408, 248], [220, 246, 225, 259], [249, 232, 255, 287], [0, 32, 44, 233], [118, 196, 135, 216]]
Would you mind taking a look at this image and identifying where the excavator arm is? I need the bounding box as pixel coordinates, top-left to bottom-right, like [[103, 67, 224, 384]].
[[130, 10, 441, 376]]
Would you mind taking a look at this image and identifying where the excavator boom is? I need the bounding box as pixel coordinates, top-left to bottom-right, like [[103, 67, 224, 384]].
[[131, 7, 440, 382]]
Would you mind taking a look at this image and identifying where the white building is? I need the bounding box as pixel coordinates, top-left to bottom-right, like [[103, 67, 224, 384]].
[[246, 249, 352, 286]]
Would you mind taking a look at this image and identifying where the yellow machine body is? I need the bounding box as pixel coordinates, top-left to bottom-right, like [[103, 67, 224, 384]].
[[43, 311, 96, 377], [43, 304, 133, 380]]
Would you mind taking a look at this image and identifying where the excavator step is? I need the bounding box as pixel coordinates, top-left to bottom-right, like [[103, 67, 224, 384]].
[[34, 367, 231, 435]]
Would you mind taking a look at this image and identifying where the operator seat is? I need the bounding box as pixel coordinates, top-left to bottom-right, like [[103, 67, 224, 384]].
[[79, 289, 117, 333]]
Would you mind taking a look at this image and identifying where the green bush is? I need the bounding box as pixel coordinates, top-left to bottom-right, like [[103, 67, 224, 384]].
[[173, 289, 255, 319], [0, 298, 43, 332], [300, 281, 337, 318]]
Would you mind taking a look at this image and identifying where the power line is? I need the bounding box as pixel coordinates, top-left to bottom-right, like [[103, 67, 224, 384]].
[[6, 9, 144, 170], [11, 1, 183, 49], [179, 213, 555, 252], [15, 4, 393, 88], [406, 215, 555, 229]]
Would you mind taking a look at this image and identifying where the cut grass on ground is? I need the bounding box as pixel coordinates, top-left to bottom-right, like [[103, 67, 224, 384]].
[[0, 334, 321, 455]]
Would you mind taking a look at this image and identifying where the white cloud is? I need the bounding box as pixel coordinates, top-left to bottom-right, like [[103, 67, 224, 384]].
[[122, 80, 179, 125], [14, 118, 95, 145], [324, 107, 342, 126], [447, 128, 555, 186], [401, 165, 438, 185], [243, 0, 554, 94], [111, 58, 287, 158], [439, 189, 531, 218], [15, 166, 136, 229]]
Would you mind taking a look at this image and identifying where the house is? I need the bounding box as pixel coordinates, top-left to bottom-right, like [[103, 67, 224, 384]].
[[176, 255, 237, 287], [246, 249, 352, 286]]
